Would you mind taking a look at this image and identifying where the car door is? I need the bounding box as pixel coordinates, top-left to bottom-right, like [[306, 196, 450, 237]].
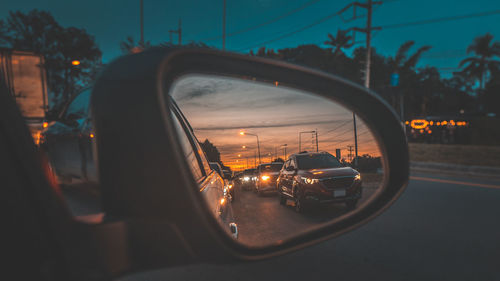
[[284, 158, 298, 195], [170, 104, 233, 227]]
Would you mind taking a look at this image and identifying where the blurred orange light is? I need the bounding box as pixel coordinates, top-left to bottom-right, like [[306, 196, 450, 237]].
[[220, 198, 225, 205], [428, 130, 432, 134], [405, 121, 409, 125], [411, 119, 429, 129], [239, 132, 245, 135], [419, 129, 424, 133], [437, 122, 441, 125], [71, 60, 80, 66], [42, 122, 48, 128], [429, 121, 434, 125], [89, 133, 95, 138], [442, 121, 448, 125], [275, 81, 279, 86], [450, 120, 456, 126]]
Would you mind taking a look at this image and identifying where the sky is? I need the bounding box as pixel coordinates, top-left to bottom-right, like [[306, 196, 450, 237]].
[[171, 75, 380, 171], [2, 0, 500, 78]]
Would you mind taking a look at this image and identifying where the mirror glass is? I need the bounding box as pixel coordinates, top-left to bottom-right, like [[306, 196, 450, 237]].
[[170, 75, 385, 247]]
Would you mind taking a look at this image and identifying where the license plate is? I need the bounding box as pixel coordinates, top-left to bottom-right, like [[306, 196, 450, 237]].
[[334, 189, 346, 197]]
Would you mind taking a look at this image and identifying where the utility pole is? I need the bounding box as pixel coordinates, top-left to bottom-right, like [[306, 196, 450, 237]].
[[169, 19, 182, 45], [353, 113, 358, 167], [338, 0, 381, 168], [280, 144, 288, 160], [222, 0, 226, 50], [140, 0, 144, 45], [315, 129, 319, 152], [347, 145, 354, 162]]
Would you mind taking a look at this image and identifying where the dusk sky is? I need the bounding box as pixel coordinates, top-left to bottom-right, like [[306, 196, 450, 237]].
[[171, 75, 380, 170], [2, 0, 500, 78]]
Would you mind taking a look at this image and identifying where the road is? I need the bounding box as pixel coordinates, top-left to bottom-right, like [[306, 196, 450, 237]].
[[121, 172, 500, 281], [231, 182, 379, 247]]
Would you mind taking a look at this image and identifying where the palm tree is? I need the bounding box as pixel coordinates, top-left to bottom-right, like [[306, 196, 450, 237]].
[[459, 33, 500, 89], [324, 29, 354, 57], [120, 36, 151, 54], [390, 41, 432, 73]]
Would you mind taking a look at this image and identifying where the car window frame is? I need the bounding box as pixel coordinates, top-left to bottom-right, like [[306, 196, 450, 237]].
[[170, 103, 211, 184]]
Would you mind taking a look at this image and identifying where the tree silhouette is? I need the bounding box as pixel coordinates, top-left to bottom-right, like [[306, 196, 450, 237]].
[[459, 33, 500, 89], [324, 29, 354, 57], [0, 10, 102, 115], [390, 41, 431, 73], [120, 36, 152, 54], [200, 139, 222, 164]]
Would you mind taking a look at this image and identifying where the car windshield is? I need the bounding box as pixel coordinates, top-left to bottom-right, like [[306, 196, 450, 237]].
[[296, 154, 343, 170], [260, 163, 283, 172], [65, 88, 91, 120]]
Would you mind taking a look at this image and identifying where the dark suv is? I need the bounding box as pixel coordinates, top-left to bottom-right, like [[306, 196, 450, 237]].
[[255, 162, 284, 195], [277, 152, 362, 212]]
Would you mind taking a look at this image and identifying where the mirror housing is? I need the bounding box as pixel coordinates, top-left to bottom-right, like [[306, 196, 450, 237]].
[[89, 47, 409, 276]]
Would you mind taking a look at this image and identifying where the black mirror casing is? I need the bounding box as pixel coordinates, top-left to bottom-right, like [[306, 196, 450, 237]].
[[90, 48, 409, 276]]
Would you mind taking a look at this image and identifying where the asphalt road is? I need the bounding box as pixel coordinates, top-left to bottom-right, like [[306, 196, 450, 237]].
[[232, 183, 379, 247], [121, 172, 500, 281]]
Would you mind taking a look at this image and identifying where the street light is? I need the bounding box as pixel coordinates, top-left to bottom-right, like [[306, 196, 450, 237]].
[[298, 130, 318, 153], [71, 60, 80, 66], [239, 131, 261, 164]]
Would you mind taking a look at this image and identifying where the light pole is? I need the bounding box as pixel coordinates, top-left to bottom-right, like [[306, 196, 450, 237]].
[[240, 131, 261, 164], [298, 130, 317, 153]]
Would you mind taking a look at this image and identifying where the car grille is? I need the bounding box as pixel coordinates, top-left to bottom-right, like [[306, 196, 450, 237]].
[[320, 176, 355, 189]]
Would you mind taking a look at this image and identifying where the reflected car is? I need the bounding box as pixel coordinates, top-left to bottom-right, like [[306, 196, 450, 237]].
[[209, 162, 223, 177], [277, 152, 362, 213], [240, 168, 257, 191], [41, 89, 238, 238], [255, 162, 284, 196]]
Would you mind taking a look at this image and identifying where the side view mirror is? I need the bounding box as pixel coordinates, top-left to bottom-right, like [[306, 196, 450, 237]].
[[87, 48, 408, 277]]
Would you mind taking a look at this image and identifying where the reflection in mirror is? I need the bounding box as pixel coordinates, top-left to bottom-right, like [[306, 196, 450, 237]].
[[170, 75, 385, 247]]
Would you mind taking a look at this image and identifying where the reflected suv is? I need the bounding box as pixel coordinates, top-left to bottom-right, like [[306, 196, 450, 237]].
[[255, 162, 283, 195], [277, 152, 362, 212]]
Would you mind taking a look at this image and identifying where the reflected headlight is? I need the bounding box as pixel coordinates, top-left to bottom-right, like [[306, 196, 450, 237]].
[[261, 175, 270, 181], [301, 177, 319, 184], [243, 176, 250, 181], [355, 174, 361, 181], [228, 184, 233, 189]]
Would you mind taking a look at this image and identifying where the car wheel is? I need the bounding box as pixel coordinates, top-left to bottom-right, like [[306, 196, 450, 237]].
[[294, 193, 307, 213], [346, 199, 358, 210]]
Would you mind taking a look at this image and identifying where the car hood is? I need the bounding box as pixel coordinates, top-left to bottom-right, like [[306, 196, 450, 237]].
[[299, 167, 358, 178], [261, 171, 280, 176]]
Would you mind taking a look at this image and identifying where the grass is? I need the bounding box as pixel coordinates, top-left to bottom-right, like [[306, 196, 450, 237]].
[[409, 143, 500, 167]]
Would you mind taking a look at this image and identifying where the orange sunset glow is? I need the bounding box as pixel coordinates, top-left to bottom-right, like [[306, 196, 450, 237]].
[[171, 75, 381, 171]]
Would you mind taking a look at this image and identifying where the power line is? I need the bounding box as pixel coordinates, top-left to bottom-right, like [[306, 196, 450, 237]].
[[235, 8, 348, 52], [199, 0, 323, 42], [319, 120, 352, 136], [380, 9, 500, 30]]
